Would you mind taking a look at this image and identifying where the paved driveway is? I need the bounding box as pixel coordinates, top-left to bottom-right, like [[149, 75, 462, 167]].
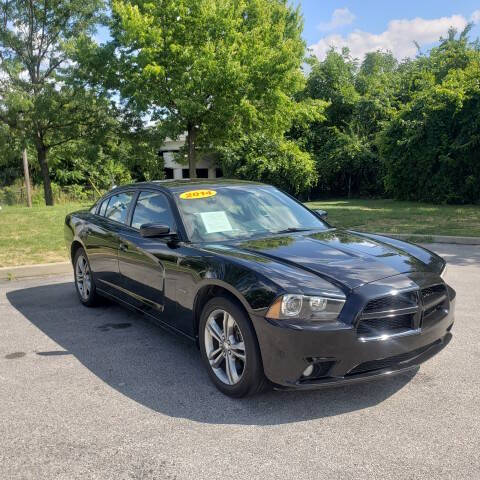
[[1, 244, 479, 480]]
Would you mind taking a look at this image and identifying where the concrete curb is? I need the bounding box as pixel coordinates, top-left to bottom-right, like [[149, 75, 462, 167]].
[[375, 232, 480, 245], [0, 262, 71, 281]]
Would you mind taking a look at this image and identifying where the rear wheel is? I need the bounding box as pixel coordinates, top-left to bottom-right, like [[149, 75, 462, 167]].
[[73, 248, 100, 307], [199, 296, 267, 397]]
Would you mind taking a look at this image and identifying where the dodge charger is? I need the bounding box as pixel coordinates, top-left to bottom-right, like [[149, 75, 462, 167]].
[[64, 180, 455, 397]]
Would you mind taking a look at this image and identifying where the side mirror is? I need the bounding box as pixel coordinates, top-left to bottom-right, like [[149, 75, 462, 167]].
[[313, 209, 328, 220], [140, 223, 172, 238]]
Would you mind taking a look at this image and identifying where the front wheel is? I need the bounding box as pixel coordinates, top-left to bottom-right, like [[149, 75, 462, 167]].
[[199, 296, 267, 397], [73, 248, 100, 307]]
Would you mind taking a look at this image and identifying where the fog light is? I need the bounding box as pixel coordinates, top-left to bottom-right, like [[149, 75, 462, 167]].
[[302, 365, 314, 377]]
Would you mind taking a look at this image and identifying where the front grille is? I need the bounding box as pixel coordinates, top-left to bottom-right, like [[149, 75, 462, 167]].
[[364, 291, 418, 313], [357, 314, 413, 336], [424, 303, 444, 318], [421, 283, 448, 325], [347, 340, 441, 376], [421, 284, 446, 299], [358, 289, 419, 338], [358, 282, 449, 339]]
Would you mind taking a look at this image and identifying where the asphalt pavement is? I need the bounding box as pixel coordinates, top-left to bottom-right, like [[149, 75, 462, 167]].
[[1, 244, 479, 480]]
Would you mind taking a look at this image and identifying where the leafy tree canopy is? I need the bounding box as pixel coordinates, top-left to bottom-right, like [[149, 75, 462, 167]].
[[100, 0, 315, 184], [378, 27, 480, 203], [0, 0, 109, 204]]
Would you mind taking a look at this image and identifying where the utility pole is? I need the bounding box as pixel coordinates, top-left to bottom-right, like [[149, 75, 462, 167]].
[[22, 148, 32, 207]]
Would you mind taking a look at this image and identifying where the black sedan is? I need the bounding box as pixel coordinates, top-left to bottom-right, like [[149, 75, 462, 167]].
[[64, 180, 455, 397]]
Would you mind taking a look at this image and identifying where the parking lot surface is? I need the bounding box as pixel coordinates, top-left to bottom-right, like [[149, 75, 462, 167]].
[[1, 244, 479, 480]]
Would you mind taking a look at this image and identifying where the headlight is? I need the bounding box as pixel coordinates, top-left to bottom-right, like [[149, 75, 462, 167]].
[[267, 294, 345, 321], [440, 264, 447, 279]]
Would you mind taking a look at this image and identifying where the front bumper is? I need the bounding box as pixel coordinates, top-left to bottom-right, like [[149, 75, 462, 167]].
[[251, 278, 455, 390], [273, 332, 451, 391]]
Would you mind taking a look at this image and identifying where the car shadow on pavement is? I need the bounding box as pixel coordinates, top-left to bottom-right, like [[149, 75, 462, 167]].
[[7, 282, 417, 426]]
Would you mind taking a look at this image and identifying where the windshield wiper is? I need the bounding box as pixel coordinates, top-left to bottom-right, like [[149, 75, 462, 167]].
[[273, 227, 312, 234]]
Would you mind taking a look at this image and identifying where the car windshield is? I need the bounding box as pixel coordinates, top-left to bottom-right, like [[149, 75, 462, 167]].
[[175, 185, 329, 242]]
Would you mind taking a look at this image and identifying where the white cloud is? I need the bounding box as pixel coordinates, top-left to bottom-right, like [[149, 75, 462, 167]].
[[309, 14, 468, 61], [471, 10, 480, 24], [317, 8, 355, 32]]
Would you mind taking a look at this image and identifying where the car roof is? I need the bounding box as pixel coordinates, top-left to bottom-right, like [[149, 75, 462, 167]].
[[113, 178, 266, 194]]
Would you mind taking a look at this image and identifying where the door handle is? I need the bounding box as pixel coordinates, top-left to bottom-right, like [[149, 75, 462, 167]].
[[119, 242, 128, 252]]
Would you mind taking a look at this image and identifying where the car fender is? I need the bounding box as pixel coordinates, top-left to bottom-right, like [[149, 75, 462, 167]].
[[192, 278, 259, 315], [64, 213, 89, 264]]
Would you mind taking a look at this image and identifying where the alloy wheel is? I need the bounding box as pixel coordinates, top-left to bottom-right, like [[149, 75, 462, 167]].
[[204, 309, 246, 385], [75, 254, 92, 301]]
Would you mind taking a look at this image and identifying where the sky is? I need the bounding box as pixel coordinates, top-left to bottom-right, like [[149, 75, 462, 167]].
[[296, 0, 480, 61], [95, 1, 480, 61]]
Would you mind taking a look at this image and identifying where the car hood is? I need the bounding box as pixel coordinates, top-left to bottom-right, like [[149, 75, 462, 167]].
[[202, 229, 444, 291]]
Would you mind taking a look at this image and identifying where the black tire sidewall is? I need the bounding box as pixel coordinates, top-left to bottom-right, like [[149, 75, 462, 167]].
[[199, 296, 265, 397]]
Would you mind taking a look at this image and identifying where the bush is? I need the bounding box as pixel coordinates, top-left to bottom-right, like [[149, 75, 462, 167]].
[[0, 186, 19, 205], [379, 64, 480, 204], [0, 182, 99, 206], [218, 134, 317, 196]]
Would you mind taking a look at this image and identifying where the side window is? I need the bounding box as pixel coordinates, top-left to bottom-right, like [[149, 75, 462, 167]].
[[131, 191, 175, 230], [104, 192, 134, 224], [98, 198, 109, 216]]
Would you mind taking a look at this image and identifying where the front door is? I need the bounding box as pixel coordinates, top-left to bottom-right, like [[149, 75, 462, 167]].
[[117, 191, 182, 327]]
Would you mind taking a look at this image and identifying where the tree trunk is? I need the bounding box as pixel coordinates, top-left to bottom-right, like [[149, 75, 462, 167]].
[[37, 145, 54, 206], [187, 125, 197, 179], [22, 148, 32, 208]]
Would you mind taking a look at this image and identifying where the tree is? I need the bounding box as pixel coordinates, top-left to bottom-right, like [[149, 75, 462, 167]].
[[219, 134, 316, 195], [49, 120, 166, 190], [216, 95, 326, 194], [378, 27, 480, 203], [0, 0, 106, 205], [0, 122, 23, 186], [107, 0, 307, 178], [299, 48, 388, 197], [305, 48, 359, 126]]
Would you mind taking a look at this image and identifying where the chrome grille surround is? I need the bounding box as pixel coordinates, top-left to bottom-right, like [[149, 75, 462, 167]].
[[357, 283, 449, 341]]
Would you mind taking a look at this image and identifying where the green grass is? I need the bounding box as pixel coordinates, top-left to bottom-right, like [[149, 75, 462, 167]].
[[0, 203, 87, 268], [305, 199, 480, 237], [1, 198, 480, 267]]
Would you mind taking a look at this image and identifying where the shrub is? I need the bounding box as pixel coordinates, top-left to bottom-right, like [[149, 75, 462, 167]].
[[218, 134, 317, 196]]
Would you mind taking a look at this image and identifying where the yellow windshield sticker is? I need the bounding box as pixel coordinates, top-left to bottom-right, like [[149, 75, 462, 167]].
[[179, 189, 217, 200]]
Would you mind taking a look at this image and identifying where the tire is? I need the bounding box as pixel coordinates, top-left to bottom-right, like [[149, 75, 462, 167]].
[[199, 296, 268, 397], [73, 247, 100, 307]]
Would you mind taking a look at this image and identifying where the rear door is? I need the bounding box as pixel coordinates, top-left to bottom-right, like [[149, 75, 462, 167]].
[[85, 190, 135, 296]]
